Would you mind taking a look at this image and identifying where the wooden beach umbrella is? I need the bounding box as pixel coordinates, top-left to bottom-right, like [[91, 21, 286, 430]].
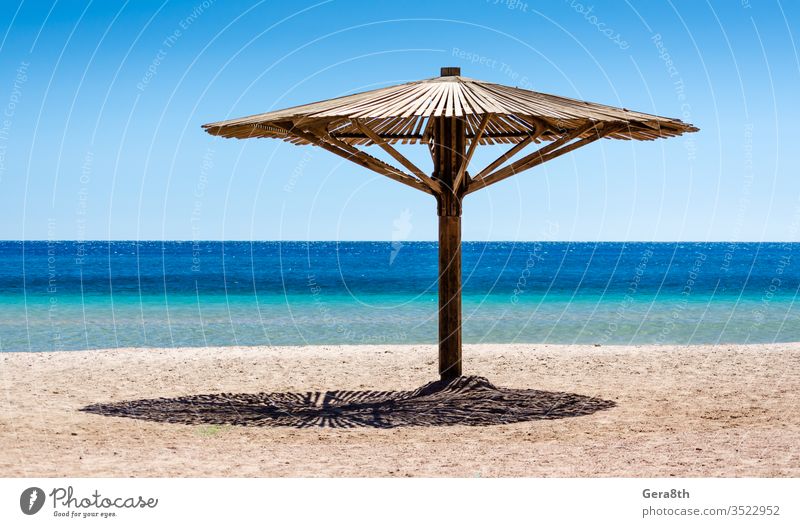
[[203, 67, 698, 382]]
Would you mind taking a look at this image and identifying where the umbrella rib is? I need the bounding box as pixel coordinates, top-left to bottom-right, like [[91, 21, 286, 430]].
[[469, 122, 623, 193], [353, 118, 441, 193], [281, 124, 433, 195], [475, 121, 596, 185], [471, 120, 547, 181], [453, 112, 492, 191], [321, 130, 433, 195]]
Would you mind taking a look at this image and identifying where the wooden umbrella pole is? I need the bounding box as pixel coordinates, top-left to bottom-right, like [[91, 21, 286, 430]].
[[433, 107, 467, 381], [438, 210, 462, 381]]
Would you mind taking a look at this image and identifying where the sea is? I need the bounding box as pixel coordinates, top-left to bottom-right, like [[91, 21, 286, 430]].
[[0, 241, 797, 352]]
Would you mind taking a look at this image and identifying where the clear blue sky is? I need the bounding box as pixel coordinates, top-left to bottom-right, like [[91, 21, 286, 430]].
[[0, 0, 798, 241]]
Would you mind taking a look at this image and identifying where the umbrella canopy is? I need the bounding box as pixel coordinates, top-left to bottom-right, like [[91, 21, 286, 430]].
[[203, 69, 696, 144], [204, 67, 698, 381]]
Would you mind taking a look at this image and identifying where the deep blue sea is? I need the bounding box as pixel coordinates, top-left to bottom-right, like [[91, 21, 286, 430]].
[[0, 241, 798, 351]]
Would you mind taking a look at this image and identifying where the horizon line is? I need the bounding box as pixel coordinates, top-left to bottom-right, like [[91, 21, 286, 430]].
[[2, 239, 798, 244]]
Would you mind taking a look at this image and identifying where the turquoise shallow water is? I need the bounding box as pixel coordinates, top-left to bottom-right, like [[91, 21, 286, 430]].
[[1, 241, 798, 351]]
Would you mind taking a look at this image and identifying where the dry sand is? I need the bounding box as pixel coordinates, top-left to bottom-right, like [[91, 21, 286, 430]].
[[1, 343, 798, 477]]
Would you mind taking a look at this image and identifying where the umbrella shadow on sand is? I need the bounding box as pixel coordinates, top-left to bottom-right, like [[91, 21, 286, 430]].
[[81, 376, 615, 429]]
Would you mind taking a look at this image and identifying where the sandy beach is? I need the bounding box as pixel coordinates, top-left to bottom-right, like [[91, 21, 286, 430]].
[[1, 343, 798, 477]]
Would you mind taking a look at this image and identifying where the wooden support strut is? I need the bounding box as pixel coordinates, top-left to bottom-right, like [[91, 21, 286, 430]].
[[352, 118, 442, 193], [277, 122, 434, 195], [453, 113, 492, 191], [469, 122, 621, 192], [468, 120, 545, 188]]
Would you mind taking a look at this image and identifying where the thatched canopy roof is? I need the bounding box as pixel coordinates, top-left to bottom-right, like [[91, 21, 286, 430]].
[[203, 68, 697, 146]]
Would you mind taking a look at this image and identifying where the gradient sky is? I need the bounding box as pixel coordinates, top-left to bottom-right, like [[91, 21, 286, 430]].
[[0, 0, 798, 241]]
